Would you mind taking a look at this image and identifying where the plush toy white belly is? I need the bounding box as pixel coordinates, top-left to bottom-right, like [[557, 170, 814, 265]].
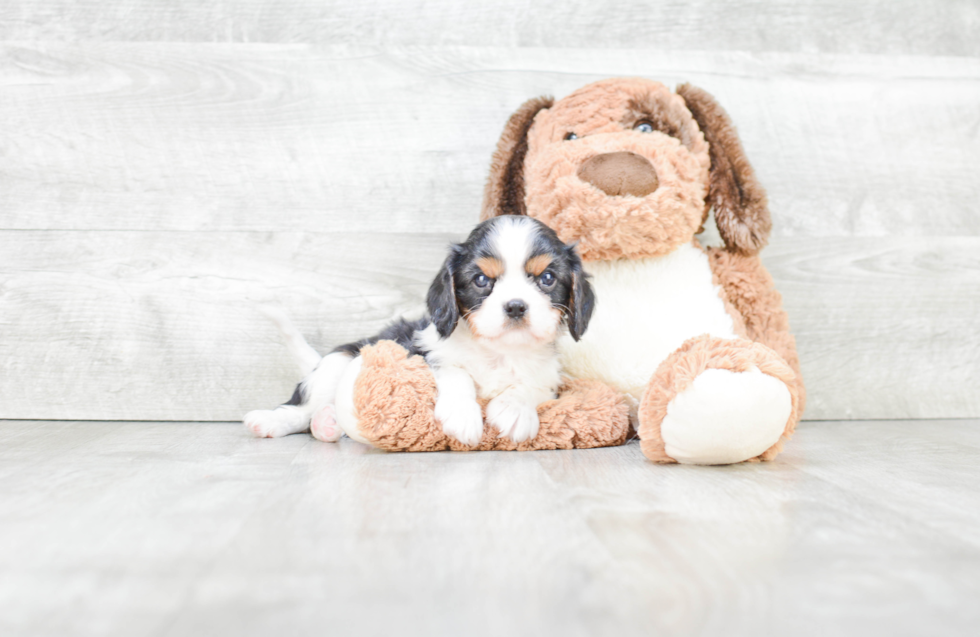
[[558, 242, 736, 400]]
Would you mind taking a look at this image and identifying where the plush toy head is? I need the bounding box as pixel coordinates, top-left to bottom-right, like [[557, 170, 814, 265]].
[[481, 78, 772, 260]]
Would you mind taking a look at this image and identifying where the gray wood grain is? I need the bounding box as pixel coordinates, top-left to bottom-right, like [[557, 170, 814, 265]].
[[1, 231, 977, 421], [0, 230, 452, 421], [1, 44, 977, 238], [766, 236, 980, 420], [1, 1, 978, 57], [1, 419, 979, 636]]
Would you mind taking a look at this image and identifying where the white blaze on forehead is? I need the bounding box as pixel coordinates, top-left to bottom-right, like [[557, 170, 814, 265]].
[[488, 216, 537, 274], [468, 217, 562, 344]]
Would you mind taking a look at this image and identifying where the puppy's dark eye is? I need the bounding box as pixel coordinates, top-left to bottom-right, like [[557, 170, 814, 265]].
[[634, 121, 654, 133], [474, 274, 491, 288], [564, 132, 578, 141], [538, 271, 556, 287]]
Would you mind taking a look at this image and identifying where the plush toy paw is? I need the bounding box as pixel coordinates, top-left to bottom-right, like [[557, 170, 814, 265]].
[[310, 404, 342, 442], [661, 367, 791, 464], [435, 395, 485, 447], [639, 335, 801, 465], [486, 396, 540, 443], [244, 407, 308, 438]]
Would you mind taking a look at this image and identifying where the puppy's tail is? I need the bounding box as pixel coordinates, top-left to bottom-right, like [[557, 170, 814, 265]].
[[258, 306, 322, 376]]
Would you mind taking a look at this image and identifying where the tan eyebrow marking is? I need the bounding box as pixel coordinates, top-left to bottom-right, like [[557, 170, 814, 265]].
[[525, 254, 553, 277], [476, 257, 504, 278]]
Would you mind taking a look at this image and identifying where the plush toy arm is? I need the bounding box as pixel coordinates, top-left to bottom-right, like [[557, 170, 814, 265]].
[[707, 247, 806, 416], [349, 340, 630, 452]]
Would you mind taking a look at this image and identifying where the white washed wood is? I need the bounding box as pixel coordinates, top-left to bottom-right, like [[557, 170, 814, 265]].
[[764, 237, 980, 420], [1, 1, 978, 57], [1, 231, 977, 421], [1, 419, 979, 637], [1, 44, 978, 238], [0, 231, 451, 421]]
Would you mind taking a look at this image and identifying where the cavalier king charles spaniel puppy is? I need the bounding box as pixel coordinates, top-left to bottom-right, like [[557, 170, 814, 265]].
[[245, 215, 595, 446]]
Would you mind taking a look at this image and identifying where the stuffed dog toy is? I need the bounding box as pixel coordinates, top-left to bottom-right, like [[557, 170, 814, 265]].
[[336, 77, 804, 464]]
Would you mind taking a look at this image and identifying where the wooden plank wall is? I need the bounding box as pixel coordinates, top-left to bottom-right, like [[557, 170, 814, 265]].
[[1, 2, 978, 422]]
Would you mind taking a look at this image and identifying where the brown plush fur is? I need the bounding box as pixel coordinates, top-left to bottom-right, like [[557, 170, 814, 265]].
[[351, 341, 631, 452], [481, 96, 554, 218], [637, 335, 801, 464], [676, 84, 771, 256], [516, 79, 711, 261], [707, 248, 806, 415]]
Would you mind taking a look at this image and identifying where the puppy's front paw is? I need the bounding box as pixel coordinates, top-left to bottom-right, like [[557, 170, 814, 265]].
[[435, 396, 484, 447], [486, 397, 539, 443]]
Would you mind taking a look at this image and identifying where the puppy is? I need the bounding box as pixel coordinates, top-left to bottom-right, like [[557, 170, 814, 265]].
[[244, 215, 595, 446]]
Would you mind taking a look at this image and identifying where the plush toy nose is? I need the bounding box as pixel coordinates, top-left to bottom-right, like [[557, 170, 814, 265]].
[[576, 151, 659, 197]]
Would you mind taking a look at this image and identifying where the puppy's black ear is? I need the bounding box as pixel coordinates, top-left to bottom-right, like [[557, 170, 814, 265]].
[[566, 255, 595, 342], [426, 250, 460, 338]]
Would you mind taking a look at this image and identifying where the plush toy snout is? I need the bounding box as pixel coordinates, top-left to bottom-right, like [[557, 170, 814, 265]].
[[576, 151, 659, 198]]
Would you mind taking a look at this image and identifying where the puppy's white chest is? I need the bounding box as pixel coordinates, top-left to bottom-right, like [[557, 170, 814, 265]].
[[419, 323, 562, 402], [558, 243, 736, 399], [466, 350, 559, 401]]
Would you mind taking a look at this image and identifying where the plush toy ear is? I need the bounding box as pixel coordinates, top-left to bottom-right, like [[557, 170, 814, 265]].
[[566, 252, 596, 342], [676, 84, 771, 255], [480, 96, 554, 220], [425, 249, 460, 338]]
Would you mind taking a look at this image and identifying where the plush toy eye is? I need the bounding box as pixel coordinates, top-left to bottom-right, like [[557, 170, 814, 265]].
[[634, 121, 654, 133], [474, 274, 491, 288], [538, 271, 556, 287], [564, 132, 578, 141]]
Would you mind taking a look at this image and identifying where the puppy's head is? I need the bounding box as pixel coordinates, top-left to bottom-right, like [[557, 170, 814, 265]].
[[426, 216, 594, 345]]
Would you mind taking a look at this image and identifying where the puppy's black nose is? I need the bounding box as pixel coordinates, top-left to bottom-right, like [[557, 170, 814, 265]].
[[505, 299, 527, 319]]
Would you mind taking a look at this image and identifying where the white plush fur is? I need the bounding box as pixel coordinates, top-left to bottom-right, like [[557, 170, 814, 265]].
[[558, 241, 736, 400], [660, 367, 792, 465]]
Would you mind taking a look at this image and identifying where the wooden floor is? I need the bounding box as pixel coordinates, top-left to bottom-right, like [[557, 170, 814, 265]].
[[2, 419, 979, 637]]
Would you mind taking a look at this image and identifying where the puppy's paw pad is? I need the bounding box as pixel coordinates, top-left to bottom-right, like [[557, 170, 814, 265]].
[[435, 397, 484, 447], [486, 398, 539, 443], [310, 404, 342, 442]]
